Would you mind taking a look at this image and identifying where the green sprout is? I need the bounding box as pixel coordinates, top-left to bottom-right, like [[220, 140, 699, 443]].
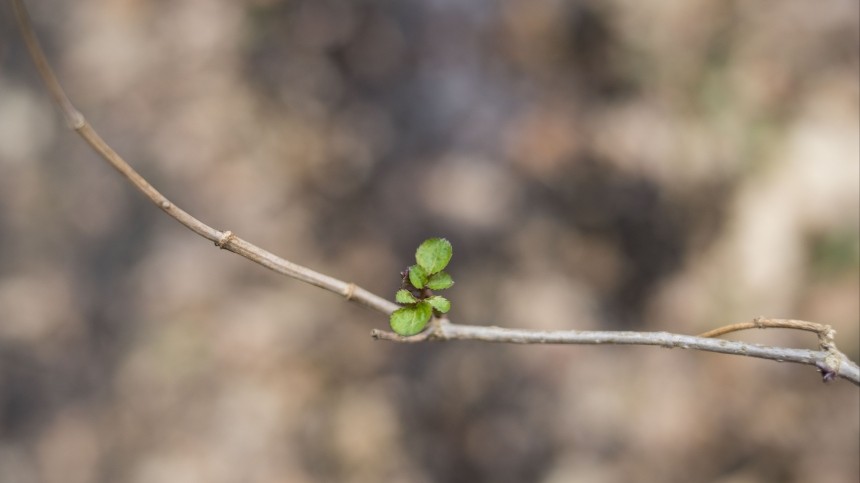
[[389, 238, 454, 336]]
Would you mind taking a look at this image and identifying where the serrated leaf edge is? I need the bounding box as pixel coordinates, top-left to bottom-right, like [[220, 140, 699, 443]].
[[395, 289, 418, 304], [426, 271, 454, 290], [426, 295, 451, 313], [389, 303, 433, 336], [408, 264, 427, 289], [415, 238, 453, 275]]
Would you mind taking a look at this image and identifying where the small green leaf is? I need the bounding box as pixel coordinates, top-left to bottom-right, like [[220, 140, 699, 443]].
[[415, 238, 453, 274], [426, 271, 454, 290], [408, 264, 427, 289], [395, 289, 418, 304], [426, 295, 451, 314], [389, 302, 433, 336]]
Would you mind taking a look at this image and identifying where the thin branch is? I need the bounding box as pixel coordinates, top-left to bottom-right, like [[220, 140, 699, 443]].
[[13, 0, 859, 387], [699, 317, 829, 338], [372, 319, 860, 386], [11, 0, 399, 317]]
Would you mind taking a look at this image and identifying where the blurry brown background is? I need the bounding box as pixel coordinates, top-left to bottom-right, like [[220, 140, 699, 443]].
[[1, 0, 858, 482]]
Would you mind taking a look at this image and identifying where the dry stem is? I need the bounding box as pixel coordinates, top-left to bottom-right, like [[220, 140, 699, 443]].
[[12, 0, 859, 386], [698, 317, 829, 338], [11, 0, 398, 316]]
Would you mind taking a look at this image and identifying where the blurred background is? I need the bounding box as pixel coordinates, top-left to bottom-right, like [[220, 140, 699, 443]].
[[1, 0, 858, 482]]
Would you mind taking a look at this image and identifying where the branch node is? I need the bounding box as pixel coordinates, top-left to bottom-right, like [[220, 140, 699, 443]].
[[817, 354, 842, 383], [344, 283, 357, 301], [67, 110, 86, 130], [160, 200, 171, 210], [817, 325, 836, 350], [216, 230, 236, 249]]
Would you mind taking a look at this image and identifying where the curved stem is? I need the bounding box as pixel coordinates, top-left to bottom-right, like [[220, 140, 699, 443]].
[[11, 0, 398, 316], [13, 0, 859, 387]]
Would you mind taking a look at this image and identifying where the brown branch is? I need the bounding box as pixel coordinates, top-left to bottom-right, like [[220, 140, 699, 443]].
[[13, 0, 859, 387], [11, 0, 399, 317], [698, 317, 829, 338]]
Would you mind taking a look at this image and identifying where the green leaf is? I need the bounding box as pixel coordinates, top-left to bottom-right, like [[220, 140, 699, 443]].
[[408, 264, 427, 289], [389, 302, 432, 336], [395, 289, 418, 304], [426, 295, 451, 314], [415, 238, 453, 275], [426, 271, 454, 290]]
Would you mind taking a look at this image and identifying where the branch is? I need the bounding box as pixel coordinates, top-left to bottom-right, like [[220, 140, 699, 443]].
[[13, 0, 859, 387], [11, 0, 399, 317], [372, 319, 860, 386], [698, 317, 828, 338]]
